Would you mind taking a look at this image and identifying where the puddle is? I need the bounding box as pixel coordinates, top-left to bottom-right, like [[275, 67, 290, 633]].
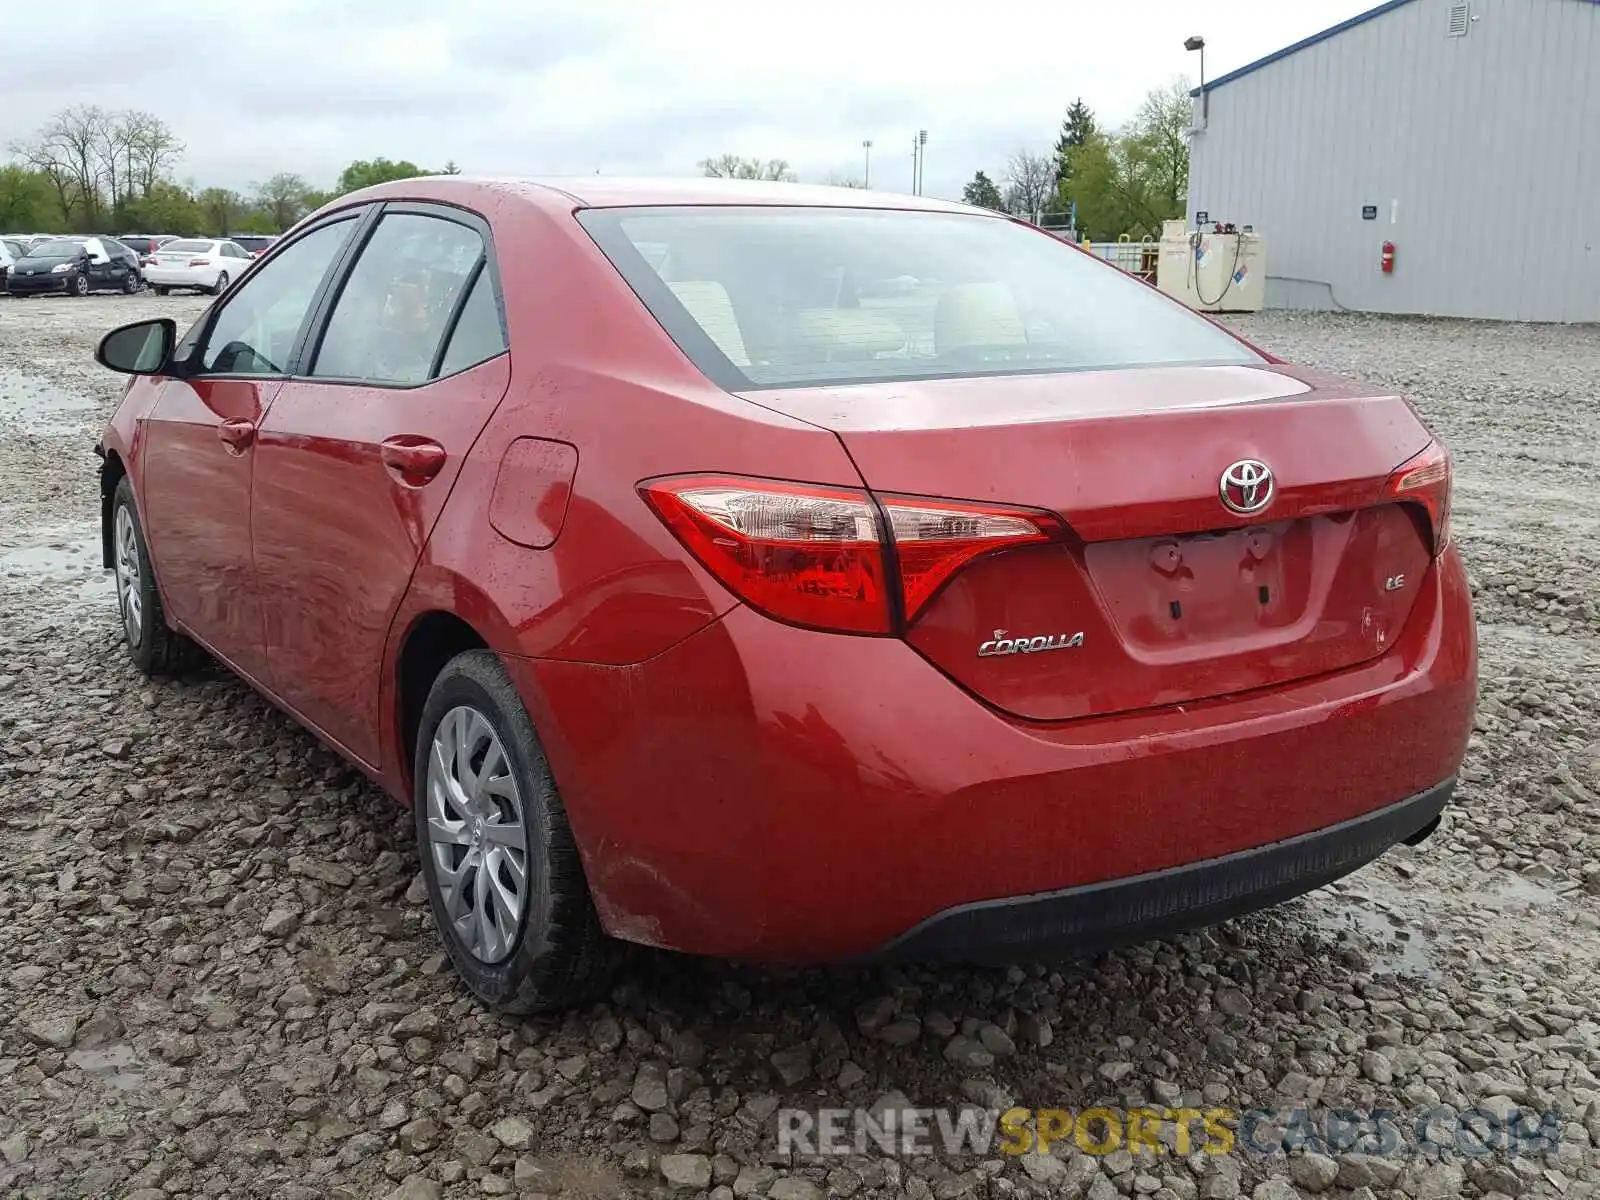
[[1307, 891, 1440, 979], [0, 530, 114, 615], [1485, 874, 1564, 911], [66, 1043, 145, 1091], [0, 373, 99, 436]]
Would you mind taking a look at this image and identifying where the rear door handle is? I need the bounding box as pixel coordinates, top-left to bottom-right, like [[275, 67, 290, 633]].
[[218, 418, 256, 452], [381, 436, 447, 485]]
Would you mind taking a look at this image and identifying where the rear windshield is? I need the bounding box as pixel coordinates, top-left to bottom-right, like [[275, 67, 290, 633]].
[[232, 236, 272, 249], [577, 206, 1261, 390], [163, 240, 214, 253]]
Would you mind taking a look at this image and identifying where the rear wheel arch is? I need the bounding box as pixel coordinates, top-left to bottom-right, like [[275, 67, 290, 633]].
[[395, 611, 489, 792]]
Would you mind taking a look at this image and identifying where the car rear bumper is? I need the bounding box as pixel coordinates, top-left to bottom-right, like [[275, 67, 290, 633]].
[[507, 545, 1476, 962], [142, 268, 210, 287], [876, 776, 1451, 962]]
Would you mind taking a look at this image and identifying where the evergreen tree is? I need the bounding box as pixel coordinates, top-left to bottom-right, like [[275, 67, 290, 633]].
[[961, 170, 1005, 211], [1053, 98, 1098, 186]]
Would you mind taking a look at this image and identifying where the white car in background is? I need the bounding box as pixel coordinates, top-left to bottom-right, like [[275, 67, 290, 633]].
[[142, 238, 254, 295]]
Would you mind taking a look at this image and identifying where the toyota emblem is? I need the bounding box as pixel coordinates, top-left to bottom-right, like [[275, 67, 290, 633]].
[[1219, 459, 1274, 515]]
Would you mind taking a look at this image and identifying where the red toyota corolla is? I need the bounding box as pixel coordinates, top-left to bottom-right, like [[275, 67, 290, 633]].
[[93, 178, 1476, 1011]]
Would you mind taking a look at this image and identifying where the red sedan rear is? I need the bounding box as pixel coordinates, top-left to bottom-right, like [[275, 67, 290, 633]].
[[92, 178, 1476, 1011]]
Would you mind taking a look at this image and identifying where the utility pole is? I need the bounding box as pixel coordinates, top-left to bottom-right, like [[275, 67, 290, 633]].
[[916, 129, 928, 196], [862, 139, 873, 188]]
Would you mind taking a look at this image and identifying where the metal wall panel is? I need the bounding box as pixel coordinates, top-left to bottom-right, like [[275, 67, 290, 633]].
[[1188, 0, 1600, 321]]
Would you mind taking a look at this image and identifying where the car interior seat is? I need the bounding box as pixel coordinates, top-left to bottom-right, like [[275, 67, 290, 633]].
[[934, 282, 1028, 357]]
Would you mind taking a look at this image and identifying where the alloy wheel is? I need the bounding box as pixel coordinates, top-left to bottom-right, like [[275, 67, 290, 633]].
[[114, 504, 142, 644], [425, 706, 529, 964]]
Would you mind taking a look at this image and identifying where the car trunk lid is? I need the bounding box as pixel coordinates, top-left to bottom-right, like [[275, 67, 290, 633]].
[[738, 364, 1437, 721]]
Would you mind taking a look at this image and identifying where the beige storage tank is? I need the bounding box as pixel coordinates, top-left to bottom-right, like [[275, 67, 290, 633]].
[[1157, 223, 1266, 313]]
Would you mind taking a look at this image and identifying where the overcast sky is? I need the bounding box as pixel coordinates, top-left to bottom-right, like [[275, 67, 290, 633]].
[[6, 0, 1375, 200]]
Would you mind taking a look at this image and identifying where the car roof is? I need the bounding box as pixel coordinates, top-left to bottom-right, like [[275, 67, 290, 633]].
[[333, 175, 984, 218]]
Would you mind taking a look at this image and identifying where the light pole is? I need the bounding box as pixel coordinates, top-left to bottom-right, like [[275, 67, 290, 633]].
[[1185, 35, 1207, 124], [916, 129, 928, 195], [862, 139, 873, 188]]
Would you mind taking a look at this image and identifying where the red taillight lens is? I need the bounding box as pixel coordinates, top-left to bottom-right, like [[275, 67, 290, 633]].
[[880, 495, 1061, 619], [189, 258, 211, 267], [641, 476, 891, 634], [641, 475, 1063, 634], [1387, 440, 1451, 555]]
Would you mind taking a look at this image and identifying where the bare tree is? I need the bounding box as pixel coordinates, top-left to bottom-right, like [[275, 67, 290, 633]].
[[121, 111, 184, 198], [255, 172, 312, 231], [1004, 150, 1056, 224], [821, 170, 866, 188], [12, 105, 111, 228], [699, 154, 797, 182], [9, 107, 184, 230]]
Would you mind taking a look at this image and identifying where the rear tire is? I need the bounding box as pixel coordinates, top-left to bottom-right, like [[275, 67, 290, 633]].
[[414, 650, 617, 1013], [210, 271, 229, 296], [112, 477, 203, 675], [122, 271, 139, 294], [72, 273, 89, 297]]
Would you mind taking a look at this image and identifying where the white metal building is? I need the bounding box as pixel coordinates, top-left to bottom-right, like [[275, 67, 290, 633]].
[[1186, 0, 1600, 322]]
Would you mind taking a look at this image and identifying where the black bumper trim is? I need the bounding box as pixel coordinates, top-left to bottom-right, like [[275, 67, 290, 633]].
[[876, 778, 1453, 963]]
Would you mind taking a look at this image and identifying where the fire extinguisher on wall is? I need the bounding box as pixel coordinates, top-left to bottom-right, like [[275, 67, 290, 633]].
[[1381, 241, 1396, 274]]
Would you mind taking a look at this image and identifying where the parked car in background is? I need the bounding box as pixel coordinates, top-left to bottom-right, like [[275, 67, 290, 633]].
[[142, 238, 252, 295], [91, 178, 1474, 1011], [8, 236, 142, 296], [0, 238, 26, 291], [227, 234, 279, 258], [117, 235, 178, 260]]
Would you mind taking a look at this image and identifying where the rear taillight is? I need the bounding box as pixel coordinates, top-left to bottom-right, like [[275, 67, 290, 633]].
[[641, 475, 1062, 634], [1387, 440, 1451, 555], [189, 258, 211, 267]]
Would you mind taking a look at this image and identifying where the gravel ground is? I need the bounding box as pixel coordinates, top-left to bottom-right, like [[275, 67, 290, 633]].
[[1, 295, 1598, 1200]]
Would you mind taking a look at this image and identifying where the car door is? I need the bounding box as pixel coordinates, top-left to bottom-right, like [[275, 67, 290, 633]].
[[251, 203, 510, 768], [138, 213, 364, 684], [83, 239, 113, 288]]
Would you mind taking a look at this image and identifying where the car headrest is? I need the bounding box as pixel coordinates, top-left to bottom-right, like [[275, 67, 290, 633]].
[[788, 308, 907, 360], [668, 281, 750, 366], [934, 282, 1027, 356]]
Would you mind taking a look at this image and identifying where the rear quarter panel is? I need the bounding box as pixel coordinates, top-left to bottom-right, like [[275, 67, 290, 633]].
[[380, 192, 862, 799]]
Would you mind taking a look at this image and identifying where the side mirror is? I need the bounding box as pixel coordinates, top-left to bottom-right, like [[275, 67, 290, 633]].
[[97, 318, 176, 376]]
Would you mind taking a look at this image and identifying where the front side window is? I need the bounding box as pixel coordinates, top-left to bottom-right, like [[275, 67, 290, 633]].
[[578, 206, 1262, 391], [196, 219, 354, 376], [311, 213, 484, 385]]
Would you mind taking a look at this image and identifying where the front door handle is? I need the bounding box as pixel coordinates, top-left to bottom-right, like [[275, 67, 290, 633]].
[[381, 436, 447, 485], [218, 418, 256, 452]]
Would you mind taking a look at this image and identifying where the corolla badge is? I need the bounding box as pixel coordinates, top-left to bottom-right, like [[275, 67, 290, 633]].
[[978, 629, 1085, 658]]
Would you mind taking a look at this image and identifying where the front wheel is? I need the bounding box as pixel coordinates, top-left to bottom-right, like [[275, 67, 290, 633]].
[[414, 650, 616, 1012], [72, 273, 90, 297], [210, 271, 229, 296], [122, 271, 140, 294], [111, 477, 202, 675]]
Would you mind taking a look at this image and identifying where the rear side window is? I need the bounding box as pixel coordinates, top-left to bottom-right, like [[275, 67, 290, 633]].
[[436, 270, 507, 377], [578, 206, 1262, 391], [311, 213, 485, 385]]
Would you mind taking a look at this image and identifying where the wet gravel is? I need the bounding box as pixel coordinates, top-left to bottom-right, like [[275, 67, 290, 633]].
[[1, 295, 1598, 1200]]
